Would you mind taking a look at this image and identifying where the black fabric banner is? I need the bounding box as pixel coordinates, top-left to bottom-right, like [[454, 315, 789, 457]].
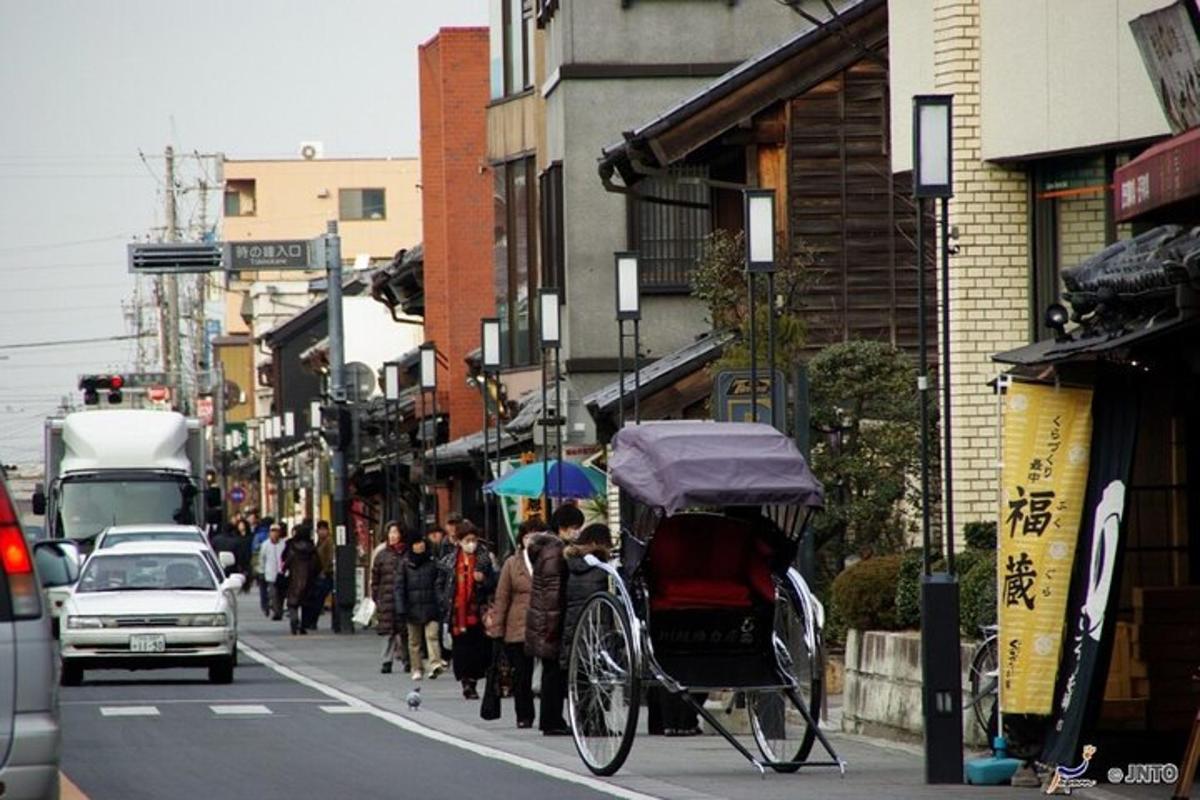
[[1042, 372, 1140, 765]]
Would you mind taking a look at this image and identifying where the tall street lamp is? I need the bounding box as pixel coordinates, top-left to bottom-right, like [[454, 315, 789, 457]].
[[420, 342, 438, 527], [745, 189, 777, 426], [614, 252, 641, 427], [913, 92, 963, 785], [383, 361, 402, 525], [481, 318, 502, 547], [539, 287, 563, 513]]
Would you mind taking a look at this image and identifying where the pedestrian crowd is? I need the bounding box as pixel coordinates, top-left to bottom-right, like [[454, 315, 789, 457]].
[[209, 509, 336, 635], [363, 505, 700, 737]]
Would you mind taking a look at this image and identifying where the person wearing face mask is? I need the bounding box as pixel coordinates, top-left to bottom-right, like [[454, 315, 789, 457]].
[[395, 532, 447, 680], [524, 504, 585, 735], [437, 522, 496, 699], [491, 518, 546, 727]]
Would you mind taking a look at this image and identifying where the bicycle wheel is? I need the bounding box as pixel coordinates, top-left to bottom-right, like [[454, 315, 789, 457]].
[[967, 635, 998, 743], [748, 585, 822, 771], [567, 593, 641, 777]]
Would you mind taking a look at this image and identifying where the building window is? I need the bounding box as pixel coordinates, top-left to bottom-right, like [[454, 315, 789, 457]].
[[627, 165, 712, 291], [490, 0, 533, 99], [224, 179, 256, 217], [494, 157, 539, 367], [539, 162, 564, 294], [1030, 155, 1118, 340], [339, 188, 386, 221]]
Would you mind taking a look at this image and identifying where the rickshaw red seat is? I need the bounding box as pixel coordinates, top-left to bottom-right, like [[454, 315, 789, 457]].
[[647, 514, 775, 611]]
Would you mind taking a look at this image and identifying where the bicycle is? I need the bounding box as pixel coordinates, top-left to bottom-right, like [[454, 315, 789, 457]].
[[966, 624, 998, 743]]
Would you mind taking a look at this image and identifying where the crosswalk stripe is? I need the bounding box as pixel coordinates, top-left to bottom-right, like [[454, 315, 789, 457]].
[[210, 704, 273, 715], [320, 705, 370, 714], [99, 706, 159, 717]]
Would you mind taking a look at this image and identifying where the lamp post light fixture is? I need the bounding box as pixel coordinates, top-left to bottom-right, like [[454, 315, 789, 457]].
[[614, 252, 642, 428], [480, 318, 502, 547], [912, 92, 962, 785], [538, 287, 564, 513], [283, 411, 295, 440], [744, 188, 778, 426], [419, 342, 439, 526], [382, 362, 402, 524]]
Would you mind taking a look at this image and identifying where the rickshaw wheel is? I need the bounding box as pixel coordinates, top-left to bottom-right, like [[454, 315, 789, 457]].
[[567, 592, 640, 777], [748, 587, 823, 772]]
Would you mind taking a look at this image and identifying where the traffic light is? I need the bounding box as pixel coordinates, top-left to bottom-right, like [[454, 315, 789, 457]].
[[79, 374, 124, 405]]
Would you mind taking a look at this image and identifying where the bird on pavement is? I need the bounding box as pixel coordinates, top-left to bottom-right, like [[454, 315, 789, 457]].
[[406, 687, 422, 710]]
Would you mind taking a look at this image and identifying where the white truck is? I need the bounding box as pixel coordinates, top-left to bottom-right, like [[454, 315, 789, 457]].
[[32, 410, 206, 546]]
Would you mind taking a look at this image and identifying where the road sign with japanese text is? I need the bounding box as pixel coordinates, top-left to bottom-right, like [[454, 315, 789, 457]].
[[999, 381, 1093, 715], [223, 240, 316, 271]]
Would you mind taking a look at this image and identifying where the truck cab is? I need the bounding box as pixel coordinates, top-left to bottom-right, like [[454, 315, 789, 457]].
[[33, 410, 205, 550]]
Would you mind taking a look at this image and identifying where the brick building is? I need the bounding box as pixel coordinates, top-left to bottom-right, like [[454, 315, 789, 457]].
[[889, 0, 1169, 542], [417, 27, 494, 442]]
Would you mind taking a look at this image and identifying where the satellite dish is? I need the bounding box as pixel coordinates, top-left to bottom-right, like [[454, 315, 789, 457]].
[[346, 362, 376, 402]]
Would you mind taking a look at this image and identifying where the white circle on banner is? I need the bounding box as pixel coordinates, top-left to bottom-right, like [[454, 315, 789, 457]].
[[1068, 445, 1087, 466], [1010, 394, 1029, 413], [1034, 635, 1055, 656], [1050, 541, 1070, 560]]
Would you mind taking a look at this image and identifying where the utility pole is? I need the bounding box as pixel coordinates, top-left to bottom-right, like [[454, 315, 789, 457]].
[[326, 221, 353, 634], [164, 145, 182, 410], [194, 179, 210, 414]]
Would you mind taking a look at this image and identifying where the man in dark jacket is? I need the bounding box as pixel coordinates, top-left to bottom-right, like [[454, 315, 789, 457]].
[[210, 524, 241, 574], [524, 504, 585, 735], [395, 534, 447, 680], [305, 520, 335, 631]]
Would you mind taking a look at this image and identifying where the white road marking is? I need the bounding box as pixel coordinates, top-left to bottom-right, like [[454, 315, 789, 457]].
[[240, 643, 661, 800], [66, 698, 325, 706], [210, 704, 273, 715], [99, 706, 159, 717], [320, 705, 371, 715]]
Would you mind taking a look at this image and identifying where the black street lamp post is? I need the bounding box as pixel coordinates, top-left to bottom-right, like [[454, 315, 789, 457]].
[[539, 288, 563, 513], [480, 318, 501, 547], [745, 189, 777, 426], [614, 252, 641, 427], [913, 92, 963, 785], [419, 342, 438, 527]]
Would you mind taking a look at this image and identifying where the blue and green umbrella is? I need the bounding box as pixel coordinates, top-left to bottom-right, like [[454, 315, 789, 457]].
[[484, 459, 606, 500]]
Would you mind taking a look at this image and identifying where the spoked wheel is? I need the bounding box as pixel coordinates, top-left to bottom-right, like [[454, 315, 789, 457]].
[[748, 586, 823, 772], [567, 593, 640, 776]]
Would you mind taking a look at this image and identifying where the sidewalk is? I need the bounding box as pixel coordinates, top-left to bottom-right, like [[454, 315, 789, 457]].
[[238, 613, 1052, 800]]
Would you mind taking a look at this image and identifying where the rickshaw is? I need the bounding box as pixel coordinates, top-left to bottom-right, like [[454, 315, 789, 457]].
[[566, 421, 846, 777]]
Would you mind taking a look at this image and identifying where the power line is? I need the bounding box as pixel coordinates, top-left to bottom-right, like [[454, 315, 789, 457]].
[[0, 235, 129, 255], [0, 333, 152, 351]]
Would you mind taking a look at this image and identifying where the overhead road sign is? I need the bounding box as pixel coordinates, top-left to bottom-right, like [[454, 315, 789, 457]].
[[127, 242, 223, 274], [224, 239, 321, 272]]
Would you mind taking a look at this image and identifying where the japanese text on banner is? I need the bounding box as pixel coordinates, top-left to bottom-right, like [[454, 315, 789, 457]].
[[999, 382, 1093, 715]]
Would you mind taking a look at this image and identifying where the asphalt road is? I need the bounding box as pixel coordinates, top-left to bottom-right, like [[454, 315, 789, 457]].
[[59, 659, 614, 800]]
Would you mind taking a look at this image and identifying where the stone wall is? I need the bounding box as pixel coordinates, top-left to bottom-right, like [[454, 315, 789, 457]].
[[842, 629, 988, 748]]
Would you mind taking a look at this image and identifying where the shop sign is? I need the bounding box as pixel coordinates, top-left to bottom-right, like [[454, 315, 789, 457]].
[[1130, 1, 1200, 135], [999, 381, 1093, 715]]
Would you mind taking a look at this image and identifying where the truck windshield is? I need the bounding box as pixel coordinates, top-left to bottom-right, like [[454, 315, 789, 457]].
[[58, 478, 197, 540]]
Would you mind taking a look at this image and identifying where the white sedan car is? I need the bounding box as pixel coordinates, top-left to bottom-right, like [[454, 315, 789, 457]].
[[60, 542, 243, 686]]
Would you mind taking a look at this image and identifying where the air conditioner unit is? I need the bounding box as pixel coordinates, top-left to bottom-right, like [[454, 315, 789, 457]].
[[299, 141, 324, 160]]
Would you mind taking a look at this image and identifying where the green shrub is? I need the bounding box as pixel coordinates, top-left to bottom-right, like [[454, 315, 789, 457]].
[[830, 554, 905, 632], [960, 551, 997, 637], [964, 521, 997, 551], [893, 547, 925, 629], [953, 548, 987, 577]]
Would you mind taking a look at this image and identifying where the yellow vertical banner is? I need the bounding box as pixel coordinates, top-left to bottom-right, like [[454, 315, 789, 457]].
[[999, 381, 1093, 715]]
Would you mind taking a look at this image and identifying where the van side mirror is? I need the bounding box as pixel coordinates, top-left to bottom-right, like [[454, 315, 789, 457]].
[[31, 486, 45, 516]]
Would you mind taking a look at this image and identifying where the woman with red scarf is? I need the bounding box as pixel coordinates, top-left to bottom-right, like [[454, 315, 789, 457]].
[[436, 522, 496, 699]]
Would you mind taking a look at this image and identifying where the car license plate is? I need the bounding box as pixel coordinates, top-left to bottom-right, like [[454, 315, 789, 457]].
[[129, 634, 166, 653]]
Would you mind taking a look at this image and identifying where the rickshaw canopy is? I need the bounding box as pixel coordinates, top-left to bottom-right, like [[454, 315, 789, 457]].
[[609, 421, 824, 515]]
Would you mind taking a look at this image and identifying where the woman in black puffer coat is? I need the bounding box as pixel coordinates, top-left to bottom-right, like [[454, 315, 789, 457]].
[[395, 534, 447, 680], [559, 524, 612, 671]]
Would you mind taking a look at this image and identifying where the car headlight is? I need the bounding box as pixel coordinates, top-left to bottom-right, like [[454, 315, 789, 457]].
[[185, 613, 229, 627], [67, 616, 104, 629]]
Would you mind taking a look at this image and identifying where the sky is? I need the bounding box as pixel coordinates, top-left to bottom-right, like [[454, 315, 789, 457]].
[[0, 0, 487, 466]]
